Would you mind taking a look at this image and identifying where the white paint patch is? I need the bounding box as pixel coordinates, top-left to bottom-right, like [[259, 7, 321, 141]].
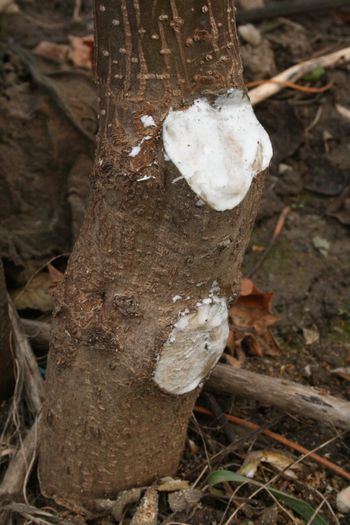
[[154, 295, 229, 395], [162, 89, 273, 211], [141, 115, 156, 128], [129, 135, 152, 157], [129, 145, 141, 157], [137, 175, 155, 182]]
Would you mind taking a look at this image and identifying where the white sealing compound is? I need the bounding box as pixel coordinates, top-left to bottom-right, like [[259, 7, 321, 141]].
[[163, 89, 272, 211]]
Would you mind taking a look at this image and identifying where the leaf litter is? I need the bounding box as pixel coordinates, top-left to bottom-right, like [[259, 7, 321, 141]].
[[227, 277, 281, 359]]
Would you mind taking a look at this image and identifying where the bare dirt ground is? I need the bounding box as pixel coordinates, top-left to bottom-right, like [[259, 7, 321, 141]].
[[1, 1, 350, 524]]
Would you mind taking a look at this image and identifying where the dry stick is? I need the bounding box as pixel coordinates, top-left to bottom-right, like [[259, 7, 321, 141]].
[[208, 364, 350, 431], [248, 46, 350, 106], [246, 79, 333, 94], [236, 0, 350, 24], [222, 434, 339, 525], [8, 298, 44, 415], [194, 405, 350, 482], [0, 416, 41, 499], [13, 253, 69, 306], [0, 301, 44, 502], [203, 392, 237, 443]]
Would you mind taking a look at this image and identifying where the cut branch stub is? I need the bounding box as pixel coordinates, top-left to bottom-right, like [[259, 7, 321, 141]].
[[163, 90, 272, 211]]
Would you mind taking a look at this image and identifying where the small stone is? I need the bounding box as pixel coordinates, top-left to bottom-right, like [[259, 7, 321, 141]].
[[168, 488, 203, 512], [238, 24, 262, 47], [337, 486, 350, 513], [312, 236, 330, 257]]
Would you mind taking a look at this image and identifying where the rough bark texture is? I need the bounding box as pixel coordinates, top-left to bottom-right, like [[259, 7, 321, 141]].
[[39, 0, 266, 509]]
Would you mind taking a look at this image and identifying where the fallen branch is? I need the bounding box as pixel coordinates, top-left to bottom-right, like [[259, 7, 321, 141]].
[[236, 0, 350, 24], [248, 46, 350, 106], [194, 405, 350, 482], [8, 298, 44, 415], [246, 79, 333, 94], [207, 363, 350, 430]]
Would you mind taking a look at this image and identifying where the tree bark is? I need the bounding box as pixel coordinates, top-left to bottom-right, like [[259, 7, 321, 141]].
[[39, 0, 267, 509], [208, 364, 350, 430]]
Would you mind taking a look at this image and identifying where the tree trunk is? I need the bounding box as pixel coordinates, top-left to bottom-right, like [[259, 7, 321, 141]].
[[39, 0, 270, 510]]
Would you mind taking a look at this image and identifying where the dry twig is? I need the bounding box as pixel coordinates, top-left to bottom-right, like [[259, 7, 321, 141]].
[[195, 405, 350, 481], [207, 363, 350, 431], [248, 46, 350, 106], [8, 297, 44, 415]]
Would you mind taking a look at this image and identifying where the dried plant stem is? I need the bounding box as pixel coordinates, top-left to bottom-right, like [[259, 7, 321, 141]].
[[194, 405, 350, 481], [248, 46, 350, 106], [0, 416, 40, 499], [8, 297, 44, 415]]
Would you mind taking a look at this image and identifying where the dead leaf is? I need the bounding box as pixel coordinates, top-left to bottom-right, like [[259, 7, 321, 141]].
[[228, 278, 280, 358], [240, 450, 301, 479], [67, 35, 94, 69], [33, 41, 69, 63], [223, 352, 242, 368], [33, 35, 94, 69], [110, 488, 142, 522], [157, 477, 190, 492], [12, 263, 64, 312], [47, 263, 64, 283], [12, 273, 54, 312], [302, 325, 320, 346]]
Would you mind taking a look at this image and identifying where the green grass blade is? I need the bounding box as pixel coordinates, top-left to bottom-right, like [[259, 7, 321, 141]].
[[207, 470, 330, 525]]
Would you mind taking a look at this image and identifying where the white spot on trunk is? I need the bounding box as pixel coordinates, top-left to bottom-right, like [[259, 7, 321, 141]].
[[154, 295, 229, 395], [162, 89, 272, 211], [129, 145, 141, 157], [137, 175, 155, 182], [129, 135, 152, 157], [140, 115, 156, 128]]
